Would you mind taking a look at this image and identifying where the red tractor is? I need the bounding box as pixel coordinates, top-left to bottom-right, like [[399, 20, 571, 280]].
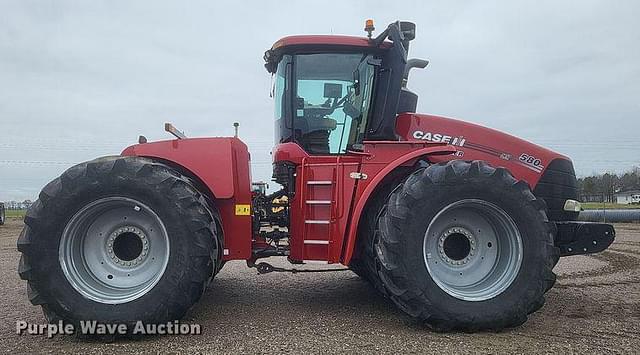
[[18, 21, 615, 332]]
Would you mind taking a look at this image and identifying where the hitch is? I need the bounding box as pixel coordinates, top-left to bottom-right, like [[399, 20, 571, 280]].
[[247, 261, 350, 274]]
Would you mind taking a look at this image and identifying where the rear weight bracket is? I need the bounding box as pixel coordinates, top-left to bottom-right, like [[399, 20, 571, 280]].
[[555, 221, 615, 257]]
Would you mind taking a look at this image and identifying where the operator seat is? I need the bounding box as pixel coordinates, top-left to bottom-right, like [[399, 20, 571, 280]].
[[295, 101, 338, 154]]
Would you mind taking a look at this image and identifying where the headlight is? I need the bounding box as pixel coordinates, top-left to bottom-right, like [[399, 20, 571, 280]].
[[563, 199, 582, 212]]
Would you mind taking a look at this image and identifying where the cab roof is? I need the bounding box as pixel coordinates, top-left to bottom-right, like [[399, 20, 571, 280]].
[[271, 35, 387, 50], [265, 35, 392, 73]]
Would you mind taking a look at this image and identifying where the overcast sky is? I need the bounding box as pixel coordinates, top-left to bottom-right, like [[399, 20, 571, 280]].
[[1, 1, 639, 201]]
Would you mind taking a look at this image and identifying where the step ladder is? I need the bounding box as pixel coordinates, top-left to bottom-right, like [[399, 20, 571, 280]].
[[300, 164, 337, 263]]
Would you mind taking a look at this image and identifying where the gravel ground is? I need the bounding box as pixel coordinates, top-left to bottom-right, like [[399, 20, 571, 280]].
[[1, 218, 639, 354]]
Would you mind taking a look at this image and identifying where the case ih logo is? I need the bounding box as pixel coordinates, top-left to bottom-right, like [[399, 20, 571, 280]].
[[412, 131, 466, 147]]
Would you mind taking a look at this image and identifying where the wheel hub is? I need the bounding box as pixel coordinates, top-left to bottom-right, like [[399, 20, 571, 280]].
[[107, 226, 149, 267], [438, 227, 476, 265]]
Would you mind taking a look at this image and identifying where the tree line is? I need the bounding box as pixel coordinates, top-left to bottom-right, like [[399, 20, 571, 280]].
[[578, 167, 640, 202]]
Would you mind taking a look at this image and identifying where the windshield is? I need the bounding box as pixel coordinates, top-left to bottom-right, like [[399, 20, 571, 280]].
[[273, 52, 376, 154]]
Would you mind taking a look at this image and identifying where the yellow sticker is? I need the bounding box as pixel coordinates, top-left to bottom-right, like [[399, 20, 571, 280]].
[[235, 204, 251, 216]]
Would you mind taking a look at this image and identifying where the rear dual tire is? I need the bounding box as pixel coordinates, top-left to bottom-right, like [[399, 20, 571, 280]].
[[350, 183, 393, 295], [18, 156, 219, 331], [374, 160, 559, 331]]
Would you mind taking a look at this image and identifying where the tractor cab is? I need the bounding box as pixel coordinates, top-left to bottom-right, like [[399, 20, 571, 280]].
[[264, 21, 424, 155], [255, 21, 441, 265]]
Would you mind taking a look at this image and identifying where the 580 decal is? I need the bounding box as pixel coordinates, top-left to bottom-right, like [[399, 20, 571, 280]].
[[518, 153, 544, 173]]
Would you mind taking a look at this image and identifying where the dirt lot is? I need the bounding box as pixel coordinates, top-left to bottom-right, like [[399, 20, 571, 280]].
[[0, 218, 639, 354]]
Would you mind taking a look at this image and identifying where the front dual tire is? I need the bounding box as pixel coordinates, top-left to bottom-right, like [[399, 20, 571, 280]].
[[18, 156, 219, 329], [375, 160, 559, 331]]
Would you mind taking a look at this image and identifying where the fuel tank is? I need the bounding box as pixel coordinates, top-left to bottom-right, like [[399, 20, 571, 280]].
[[395, 113, 579, 221]]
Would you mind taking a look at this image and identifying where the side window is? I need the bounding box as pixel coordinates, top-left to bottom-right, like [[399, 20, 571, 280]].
[[273, 55, 291, 124], [273, 66, 285, 120], [348, 58, 376, 148], [273, 55, 293, 144]]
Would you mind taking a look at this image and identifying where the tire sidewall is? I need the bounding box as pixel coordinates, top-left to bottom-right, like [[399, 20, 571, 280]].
[[29, 163, 213, 324], [391, 175, 548, 323]]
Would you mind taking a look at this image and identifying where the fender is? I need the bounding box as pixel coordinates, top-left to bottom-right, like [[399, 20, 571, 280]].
[[342, 143, 456, 265], [121, 137, 253, 260], [122, 137, 250, 199]]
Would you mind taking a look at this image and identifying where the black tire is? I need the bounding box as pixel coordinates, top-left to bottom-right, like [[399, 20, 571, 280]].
[[351, 165, 425, 294], [17, 156, 219, 332], [350, 181, 399, 295], [375, 160, 559, 331]]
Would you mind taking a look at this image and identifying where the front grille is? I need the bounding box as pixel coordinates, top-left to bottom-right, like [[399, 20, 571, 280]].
[[533, 159, 579, 221]]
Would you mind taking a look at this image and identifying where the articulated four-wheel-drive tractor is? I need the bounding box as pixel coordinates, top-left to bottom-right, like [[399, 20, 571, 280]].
[[18, 21, 615, 332]]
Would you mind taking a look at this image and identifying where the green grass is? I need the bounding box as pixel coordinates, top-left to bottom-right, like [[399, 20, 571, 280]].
[[581, 203, 640, 210], [5, 209, 27, 218]]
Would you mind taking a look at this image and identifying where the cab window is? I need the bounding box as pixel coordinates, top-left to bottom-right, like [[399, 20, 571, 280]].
[[292, 53, 375, 154]]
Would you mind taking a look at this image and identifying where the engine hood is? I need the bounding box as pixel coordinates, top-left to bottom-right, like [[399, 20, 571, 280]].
[[395, 113, 571, 189]]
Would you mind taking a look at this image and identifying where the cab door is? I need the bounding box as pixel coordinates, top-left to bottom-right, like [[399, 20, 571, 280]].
[[285, 52, 376, 263], [289, 155, 363, 263]]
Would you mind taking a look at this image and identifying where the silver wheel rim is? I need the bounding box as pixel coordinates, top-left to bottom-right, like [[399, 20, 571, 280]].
[[59, 197, 170, 304], [423, 199, 523, 301]]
